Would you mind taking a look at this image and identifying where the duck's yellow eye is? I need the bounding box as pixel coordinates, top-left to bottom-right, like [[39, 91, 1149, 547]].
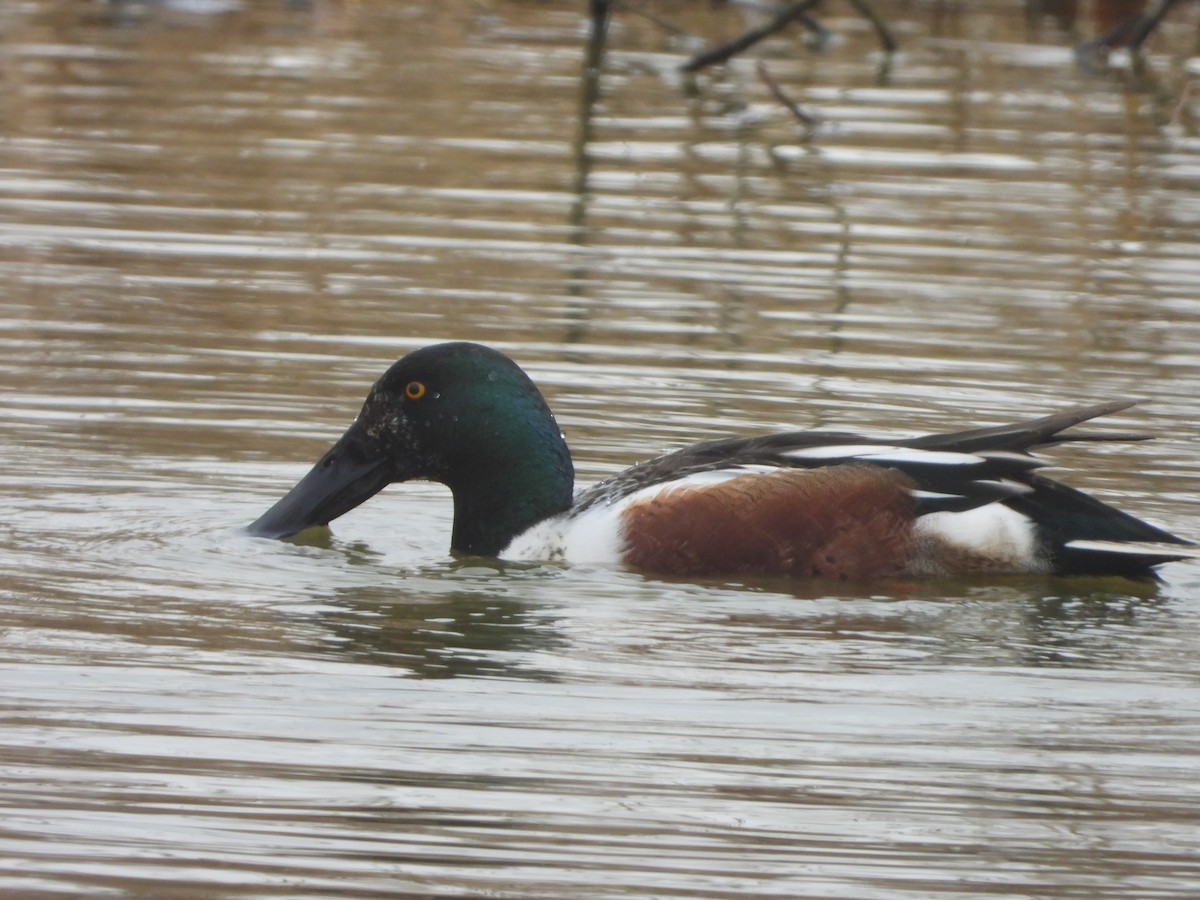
[[404, 381, 426, 400]]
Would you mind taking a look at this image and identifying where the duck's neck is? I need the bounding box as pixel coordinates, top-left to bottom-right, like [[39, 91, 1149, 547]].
[[447, 423, 574, 557]]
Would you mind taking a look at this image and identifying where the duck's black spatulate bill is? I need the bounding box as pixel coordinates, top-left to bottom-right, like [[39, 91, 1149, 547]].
[[247, 427, 394, 539]]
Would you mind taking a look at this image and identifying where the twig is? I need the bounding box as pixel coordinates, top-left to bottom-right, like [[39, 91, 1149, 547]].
[[1077, 0, 1184, 58], [756, 60, 818, 126], [681, 0, 822, 73], [1128, 0, 1184, 51], [1170, 79, 1195, 129], [844, 0, 896, 53]]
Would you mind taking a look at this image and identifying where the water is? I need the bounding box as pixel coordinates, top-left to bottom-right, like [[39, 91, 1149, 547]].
[[3, 1, 1200, 896]]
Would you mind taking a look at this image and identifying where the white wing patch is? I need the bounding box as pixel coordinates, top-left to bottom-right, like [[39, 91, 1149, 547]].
[[1065, 539, 1200, 559], [910, 489, 967, 501], [783, 445, 986, 466]]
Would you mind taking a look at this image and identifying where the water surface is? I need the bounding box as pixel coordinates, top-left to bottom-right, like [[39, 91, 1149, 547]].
[[2, 1, 1200, 897]]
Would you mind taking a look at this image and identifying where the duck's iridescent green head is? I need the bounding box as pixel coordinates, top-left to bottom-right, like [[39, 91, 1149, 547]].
[[248, 342, 575, 556]]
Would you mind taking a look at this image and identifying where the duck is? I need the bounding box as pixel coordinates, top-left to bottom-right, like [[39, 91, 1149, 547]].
[[247, 341, 1197, 580]]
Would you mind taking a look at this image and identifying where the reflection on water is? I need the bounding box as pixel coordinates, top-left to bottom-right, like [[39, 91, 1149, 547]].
[[2, 0, 1200, 897], [312, 566, 569, 680]]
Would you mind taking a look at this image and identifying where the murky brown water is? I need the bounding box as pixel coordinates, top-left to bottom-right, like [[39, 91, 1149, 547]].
[[3, 1, 1200, 897]]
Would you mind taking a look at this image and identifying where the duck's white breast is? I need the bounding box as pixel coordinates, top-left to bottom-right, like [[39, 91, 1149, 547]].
[[501, 503, 628, 564]]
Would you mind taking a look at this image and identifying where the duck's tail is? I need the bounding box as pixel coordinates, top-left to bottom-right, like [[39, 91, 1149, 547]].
[[908, 400, 1196, 578], [1004, 473, 1197, 577]]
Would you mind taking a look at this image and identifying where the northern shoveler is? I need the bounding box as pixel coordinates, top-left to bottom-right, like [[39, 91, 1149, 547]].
[[248, 341, 1197, 580]]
